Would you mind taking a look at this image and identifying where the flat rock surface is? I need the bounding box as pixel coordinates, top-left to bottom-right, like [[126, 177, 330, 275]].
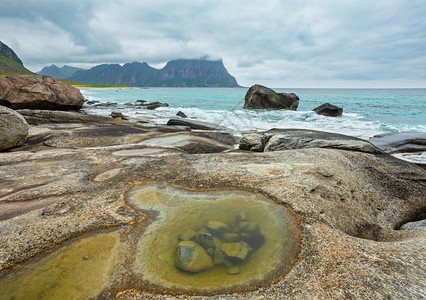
[[0, 122, 425, 298]]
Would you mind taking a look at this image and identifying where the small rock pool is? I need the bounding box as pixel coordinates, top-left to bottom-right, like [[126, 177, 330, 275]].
[[0, 184, 302, 298]]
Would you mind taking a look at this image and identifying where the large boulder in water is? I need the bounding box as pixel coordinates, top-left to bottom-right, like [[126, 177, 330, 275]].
[[0, 106, 29, 151], [243, 84, 299, 110], [313, 103, 343, 117], [0, 75, 84, 110]]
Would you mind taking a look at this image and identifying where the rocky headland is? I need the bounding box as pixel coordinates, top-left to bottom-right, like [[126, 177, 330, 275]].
[[0, 79, 425, 299]]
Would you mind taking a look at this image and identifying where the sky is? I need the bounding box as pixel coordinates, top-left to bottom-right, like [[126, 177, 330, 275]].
[[1, 0, 425, 88]]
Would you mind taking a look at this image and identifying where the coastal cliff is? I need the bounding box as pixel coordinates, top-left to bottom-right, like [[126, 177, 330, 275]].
[[0, 41, 33, 75], [66, 59, 240, 87]]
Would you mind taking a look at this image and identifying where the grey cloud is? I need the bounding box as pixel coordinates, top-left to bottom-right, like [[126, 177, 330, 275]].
[[1, 0, 425, 86]]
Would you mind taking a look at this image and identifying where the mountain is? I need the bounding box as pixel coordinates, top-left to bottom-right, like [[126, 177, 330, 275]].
[[67, 59, 240, 87], [38, 64, 85, 79], [0, 41, 34, 75]]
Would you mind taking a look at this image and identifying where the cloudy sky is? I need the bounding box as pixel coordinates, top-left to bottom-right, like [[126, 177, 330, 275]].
[[1, 0, 425, 87]]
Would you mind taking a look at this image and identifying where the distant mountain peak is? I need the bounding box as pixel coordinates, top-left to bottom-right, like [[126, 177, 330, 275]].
[[38, 64, 85, 79]]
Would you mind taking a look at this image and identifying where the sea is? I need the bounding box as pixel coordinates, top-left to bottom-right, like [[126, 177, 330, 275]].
[[80, 87, 426, 163]]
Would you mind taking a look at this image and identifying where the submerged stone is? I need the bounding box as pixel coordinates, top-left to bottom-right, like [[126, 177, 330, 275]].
[[239, 221, 259, 233], [220, 242, 251, 262], [235, 212, 248, 223], [222, 232, 240, 242], [194, 232, 215, 249], [227, 266, 241, 275], [207, 221, 230, 235], [178, 229, 196, 241], [175, 241, 214, 273]]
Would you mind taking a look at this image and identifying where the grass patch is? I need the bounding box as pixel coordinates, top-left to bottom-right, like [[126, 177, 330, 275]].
[[58, 79, 128, 88]]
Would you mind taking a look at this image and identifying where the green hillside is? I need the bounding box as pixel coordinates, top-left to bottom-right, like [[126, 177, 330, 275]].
[[0, 41, 34, 75]]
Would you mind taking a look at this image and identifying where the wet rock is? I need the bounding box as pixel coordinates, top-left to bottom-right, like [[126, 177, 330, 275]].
[[142, 102, 169, 110], [369, 132, 426, 154], [176, 111, 188, 118], [178, 229, 196, 241], [0, 106, 29, 151], [194, 232, 214, 249], [207, 221, 230, 235], [93, 102, 117, 107], [167, 118, 229, 131], [400, 219, 426, 231], [222, 233, 240, 242], [175, 241, 214, 273], [220, 242, 251, 262], [136, 100, 147, 104], [244, 84, 299, 110], [0, 75, 84, 110], [110, 111, 124, 118], [85, 100, 99, 105], [313, 103, 343, 117], [227, 266, 240, 275]]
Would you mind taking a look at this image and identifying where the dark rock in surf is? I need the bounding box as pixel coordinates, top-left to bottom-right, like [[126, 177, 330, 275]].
[[313, 103, 343, 117], [244, 84, 299, 110], [176, 111, 188, 118]]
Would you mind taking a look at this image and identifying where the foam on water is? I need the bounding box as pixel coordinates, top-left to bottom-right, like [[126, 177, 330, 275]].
[[81, 87, 426, 161]]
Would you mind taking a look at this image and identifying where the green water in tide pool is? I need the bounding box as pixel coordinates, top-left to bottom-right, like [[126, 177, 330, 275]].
[[0, 185, 301, 298], [0, 232, 122, 300], [127, 185, 301, 294]]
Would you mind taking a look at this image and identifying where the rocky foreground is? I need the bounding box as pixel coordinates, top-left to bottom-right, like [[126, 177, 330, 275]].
[[0, 78, 425, 299], [0, 108, 425, 299]]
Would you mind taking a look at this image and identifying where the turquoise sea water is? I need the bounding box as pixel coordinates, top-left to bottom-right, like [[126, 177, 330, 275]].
[[81, 87, 426, 140]]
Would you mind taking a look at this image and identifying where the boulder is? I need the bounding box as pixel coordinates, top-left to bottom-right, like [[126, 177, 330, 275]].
[[176, 111, 188, 118], [243, 84, 299, 110], [175, 241, 214, 273], [0, 75, 85, 110], [369, 132, 426, 154], [313, 103, 343, 117], [0, 106, 29, 151], [253, 129, 381, 154]]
